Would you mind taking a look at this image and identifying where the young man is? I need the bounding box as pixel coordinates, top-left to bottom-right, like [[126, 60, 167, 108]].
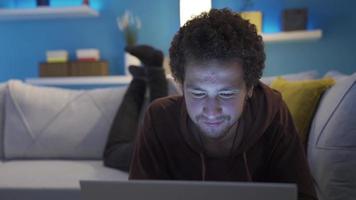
[[129, 8, 318, 200]]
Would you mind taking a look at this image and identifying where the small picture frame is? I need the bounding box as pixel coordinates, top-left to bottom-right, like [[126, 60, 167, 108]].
[[36, 0, 50, 7], [282, 8, 308, 31]]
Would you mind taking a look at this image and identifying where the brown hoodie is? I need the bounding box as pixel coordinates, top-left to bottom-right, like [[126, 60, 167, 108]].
[[129, 82, 318, 200]]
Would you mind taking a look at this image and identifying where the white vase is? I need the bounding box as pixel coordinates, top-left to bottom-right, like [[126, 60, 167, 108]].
[[124, 52, 141, 75]]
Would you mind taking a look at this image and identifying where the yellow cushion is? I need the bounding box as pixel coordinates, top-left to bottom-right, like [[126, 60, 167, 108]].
[[240, 11, 263, 33], [270, 77, 335, 145]]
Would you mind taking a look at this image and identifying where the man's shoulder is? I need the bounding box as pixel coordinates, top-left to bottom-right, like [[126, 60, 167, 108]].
[[150, 95, 183, 109], [257, 82, 298, 141], [257, 81, 283, 105], [147, 95, 184, 118], [143, 95, 185, 140]]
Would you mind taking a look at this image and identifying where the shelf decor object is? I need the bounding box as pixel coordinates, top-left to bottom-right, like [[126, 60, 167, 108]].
[[0, 5, 99, 20], [46, 50, 69, 63], [39, 62, 69, 77], [240, 11, 263, 33], [36, 0, 50, 7], [117, 10, 141, 46], [76, 49, 100, 61], [282, 8, 308, 31], [39, 61, 109, 77], [83, 0, 90, 5], [70, 61, 108, 76], [117, 10, 142, 75]]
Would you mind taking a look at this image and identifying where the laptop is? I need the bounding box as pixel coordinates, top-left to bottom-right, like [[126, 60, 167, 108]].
[[80, 180, 297, 200]]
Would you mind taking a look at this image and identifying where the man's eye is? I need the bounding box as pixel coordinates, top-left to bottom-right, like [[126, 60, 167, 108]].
[[191, 92, 206, 98], [219, 92, 235, 99]]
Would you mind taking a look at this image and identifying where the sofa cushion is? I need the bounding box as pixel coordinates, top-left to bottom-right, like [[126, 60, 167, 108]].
[[0, 160, 128, 189], [260, 70, 318, 85], [3, 80, 127, 159], [324, 70, 349, 81], [270, 77, 335, 145], [307, 73, 356, 200], [0, 83, 7, 160]]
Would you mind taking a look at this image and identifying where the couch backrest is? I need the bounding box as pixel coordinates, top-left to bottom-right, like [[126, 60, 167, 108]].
[[307, 72, 356, 200], [0, 83, 7, 160], [3, 80, 128, 160], [1, 78, 180, 160], [260, 70, 319, 85]]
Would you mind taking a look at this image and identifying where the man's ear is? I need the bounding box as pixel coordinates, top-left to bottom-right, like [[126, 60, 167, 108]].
[[247, 86, 254, 98]]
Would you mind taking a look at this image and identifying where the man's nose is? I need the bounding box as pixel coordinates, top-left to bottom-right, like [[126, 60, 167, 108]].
[[203, 98, 222, 117]]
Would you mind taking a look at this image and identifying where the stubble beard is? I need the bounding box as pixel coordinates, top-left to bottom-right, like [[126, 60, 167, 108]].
[[195, 115, 235, 139]]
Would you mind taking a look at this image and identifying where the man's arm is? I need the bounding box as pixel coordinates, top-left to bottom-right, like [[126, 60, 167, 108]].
[[267, 102, 318, 200], [129, 104, 171, 179]]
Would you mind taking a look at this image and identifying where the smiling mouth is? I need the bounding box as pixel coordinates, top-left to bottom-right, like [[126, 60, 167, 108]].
[[203, 120, 224, 126]]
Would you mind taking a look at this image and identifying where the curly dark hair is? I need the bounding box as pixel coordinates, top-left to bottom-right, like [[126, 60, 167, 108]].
[[169, 8, 265, 88]]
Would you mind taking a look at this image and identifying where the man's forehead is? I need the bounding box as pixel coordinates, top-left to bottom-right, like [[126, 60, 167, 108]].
[[186, 59, 243, 72], [185, 74, 244, 90], [200, 71, 219, 83], [186, 63, 243, 81]]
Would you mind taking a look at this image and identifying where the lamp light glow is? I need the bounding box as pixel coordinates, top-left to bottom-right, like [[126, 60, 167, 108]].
[[180, 0, 211, 27]]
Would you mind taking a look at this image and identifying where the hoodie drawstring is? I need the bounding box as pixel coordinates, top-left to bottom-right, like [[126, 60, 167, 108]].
[[200, 153, 206, 181], [243, 152, 252, 181]]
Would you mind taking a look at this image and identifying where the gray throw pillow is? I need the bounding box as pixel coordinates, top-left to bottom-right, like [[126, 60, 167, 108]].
[[307, 72, 356, 200], [3, 80, 127, 159]]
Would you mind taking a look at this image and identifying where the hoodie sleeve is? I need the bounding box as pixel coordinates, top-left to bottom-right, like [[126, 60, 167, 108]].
[[267, 101, 318, 200], [129, 104, 171, 180]]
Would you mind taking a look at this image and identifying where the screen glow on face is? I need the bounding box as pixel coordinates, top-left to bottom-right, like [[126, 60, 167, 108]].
[[183, 60, 248, 139], [188, 88, 241, 100]]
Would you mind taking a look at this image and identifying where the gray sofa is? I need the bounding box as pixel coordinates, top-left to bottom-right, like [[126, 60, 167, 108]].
[[307, 72, 356, 200], [0, 72, 355, 200], [0, 80, 130, 200]]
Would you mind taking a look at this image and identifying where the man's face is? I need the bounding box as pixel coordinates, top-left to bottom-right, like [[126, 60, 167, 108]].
[[183, 60, 250, 139]]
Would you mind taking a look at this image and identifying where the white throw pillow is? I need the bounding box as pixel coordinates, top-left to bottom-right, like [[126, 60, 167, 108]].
[[3, 80, 127, 159], [260, 70, 319, 85], [324, 70, 349, 81]]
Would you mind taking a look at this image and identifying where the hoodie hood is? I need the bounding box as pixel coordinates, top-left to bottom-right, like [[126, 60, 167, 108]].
[[180, 81, 283, 157]]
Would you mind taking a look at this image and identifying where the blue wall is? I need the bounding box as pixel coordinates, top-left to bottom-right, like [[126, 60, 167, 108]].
[[0, 0, 355, 82], [213, 0, 356, 76]]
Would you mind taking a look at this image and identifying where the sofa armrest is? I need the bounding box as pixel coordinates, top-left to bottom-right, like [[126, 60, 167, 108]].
[[0, 83, 7, 160], [307, 73, 356, 200]]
